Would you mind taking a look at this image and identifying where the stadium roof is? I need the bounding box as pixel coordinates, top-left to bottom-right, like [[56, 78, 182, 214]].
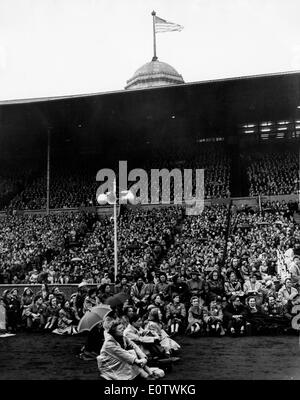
[[0, 69, 299, 106], [1, 70, 300, 159]]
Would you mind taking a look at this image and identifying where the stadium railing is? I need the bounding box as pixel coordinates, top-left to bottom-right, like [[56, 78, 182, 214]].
[[0, 284, 115, 299]]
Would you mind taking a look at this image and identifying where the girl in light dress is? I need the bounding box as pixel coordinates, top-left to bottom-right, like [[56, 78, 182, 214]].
[[143, 306, 180, 356]]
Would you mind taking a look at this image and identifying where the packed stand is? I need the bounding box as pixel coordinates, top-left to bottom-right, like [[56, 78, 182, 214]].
[[44, 206, 184, 284], [4, 145, 230, 211], [0, 212, 92, 284], [247, 150, 298, 196], [1, 202, 298, 344]]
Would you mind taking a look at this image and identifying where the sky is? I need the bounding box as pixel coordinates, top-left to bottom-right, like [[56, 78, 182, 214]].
[[0, 0, 300, 101]]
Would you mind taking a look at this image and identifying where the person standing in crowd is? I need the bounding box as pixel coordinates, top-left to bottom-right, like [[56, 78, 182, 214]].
[[36, 283, 50, 303], [52, 286, 65, 307], [6, 288, 21, 333], [73, 282, 88, 322], [2, 289, 19, 332]]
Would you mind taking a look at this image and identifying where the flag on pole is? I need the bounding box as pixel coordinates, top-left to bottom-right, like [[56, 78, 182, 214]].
[[154, 15, 184, 33]]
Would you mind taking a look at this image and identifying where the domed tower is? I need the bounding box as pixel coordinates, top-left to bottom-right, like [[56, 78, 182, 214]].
[[125, 59, 184, 90], [125, 11, 184, 90]]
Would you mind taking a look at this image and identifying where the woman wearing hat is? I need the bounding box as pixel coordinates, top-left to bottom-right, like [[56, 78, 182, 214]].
[[186, 269, 206, 304]]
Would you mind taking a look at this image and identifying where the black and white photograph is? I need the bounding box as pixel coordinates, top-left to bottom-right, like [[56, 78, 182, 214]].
[[1, 0, 300, 385]]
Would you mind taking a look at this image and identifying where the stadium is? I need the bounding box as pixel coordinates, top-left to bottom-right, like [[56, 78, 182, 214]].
[[1, 3, 300, 381], [1, 66, 300, 380]]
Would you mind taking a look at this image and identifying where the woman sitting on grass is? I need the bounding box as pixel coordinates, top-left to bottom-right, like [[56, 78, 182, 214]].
[[186, 296, 206, 336], [52, 308, 78, 335], [97, 318, 164, 380], [44, 297, 59, 331], [204, 297, 225, 336], [144, 306, 180, 358], [165, 293, 186, 336]]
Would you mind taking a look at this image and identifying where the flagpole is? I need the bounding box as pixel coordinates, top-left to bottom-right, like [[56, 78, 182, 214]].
[[113, 178, 118, 282], [151, 10, 158, 61], [46, 127, 51, 216]]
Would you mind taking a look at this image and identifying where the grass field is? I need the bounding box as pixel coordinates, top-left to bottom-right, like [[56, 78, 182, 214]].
[[0, 333, 300, 380]]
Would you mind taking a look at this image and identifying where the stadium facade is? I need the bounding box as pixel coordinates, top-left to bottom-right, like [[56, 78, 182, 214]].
[[0, 70, 300, 201]]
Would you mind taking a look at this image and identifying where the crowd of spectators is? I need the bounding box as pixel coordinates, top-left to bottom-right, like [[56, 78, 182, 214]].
[[0, 212, 91, 284], [4, 146, 300, 212], [0, 163, 34, 209], [1, 202, 300, 342], [247, 150, 299, 196], [158, 205, 228, 280], [0, 207, 183, 285], [1, 146, 230, 211]]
